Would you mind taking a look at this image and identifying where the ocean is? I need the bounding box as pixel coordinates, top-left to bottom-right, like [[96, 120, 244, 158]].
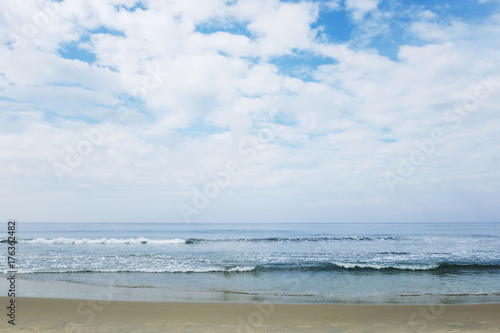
[[2, 222, 500, 304]]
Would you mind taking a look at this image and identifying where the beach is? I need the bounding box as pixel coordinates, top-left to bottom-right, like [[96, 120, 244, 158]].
[[2, 223, 499, 332], [1, 297, 499, 332]]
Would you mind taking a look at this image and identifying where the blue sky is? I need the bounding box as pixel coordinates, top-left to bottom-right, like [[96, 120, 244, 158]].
[[0, 0, 499, 223]]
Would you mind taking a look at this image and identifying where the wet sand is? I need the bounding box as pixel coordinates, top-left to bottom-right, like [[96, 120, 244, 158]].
[[1, 297, 499, 332]]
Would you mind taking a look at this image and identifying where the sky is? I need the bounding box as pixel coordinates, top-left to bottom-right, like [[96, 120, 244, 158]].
[[0, 0, 499, 223]]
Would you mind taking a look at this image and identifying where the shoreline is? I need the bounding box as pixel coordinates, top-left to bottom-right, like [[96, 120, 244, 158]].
[[1, 297, 500, 332], [3, 276, 500, 305]]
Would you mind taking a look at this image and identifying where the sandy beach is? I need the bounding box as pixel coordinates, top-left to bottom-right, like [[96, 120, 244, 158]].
[[1, 297, 499, 332]]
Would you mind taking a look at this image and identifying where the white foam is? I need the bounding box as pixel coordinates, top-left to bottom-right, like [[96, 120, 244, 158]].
[[22, 237, 186, 245], [228, 266, 256, 272], [6, 265, 257, 274], [334, 262, 440, 270]]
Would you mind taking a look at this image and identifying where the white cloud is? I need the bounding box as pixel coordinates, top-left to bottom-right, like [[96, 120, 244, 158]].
[[323, 0, 342, 11], [410, 20, 470, 42], [418, 10, 437, 20], [0, 0, 499, 222], [344, 0, 380, 20], [237, 1, 320, 56]]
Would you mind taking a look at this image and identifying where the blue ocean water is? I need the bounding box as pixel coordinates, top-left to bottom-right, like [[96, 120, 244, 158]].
[[2, 222, 500, 303]]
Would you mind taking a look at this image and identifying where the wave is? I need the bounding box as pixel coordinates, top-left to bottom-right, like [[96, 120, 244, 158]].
[[7, 266, 257, 274], [19, 237, 185, 245], [7, 263, 500, 275], [13, 236, 401, 245], [253, 262, 500, 273], [204, 236, 400, 242]]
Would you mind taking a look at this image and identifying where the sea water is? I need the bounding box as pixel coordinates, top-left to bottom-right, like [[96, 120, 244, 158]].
[[1, 222, 499, 303]]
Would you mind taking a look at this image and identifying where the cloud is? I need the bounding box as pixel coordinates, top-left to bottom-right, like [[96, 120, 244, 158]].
[[344, 0, 380, 20], [323, 0, 342, 11], [0, 0, 499, 222], [410, 20, 470, 42]]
